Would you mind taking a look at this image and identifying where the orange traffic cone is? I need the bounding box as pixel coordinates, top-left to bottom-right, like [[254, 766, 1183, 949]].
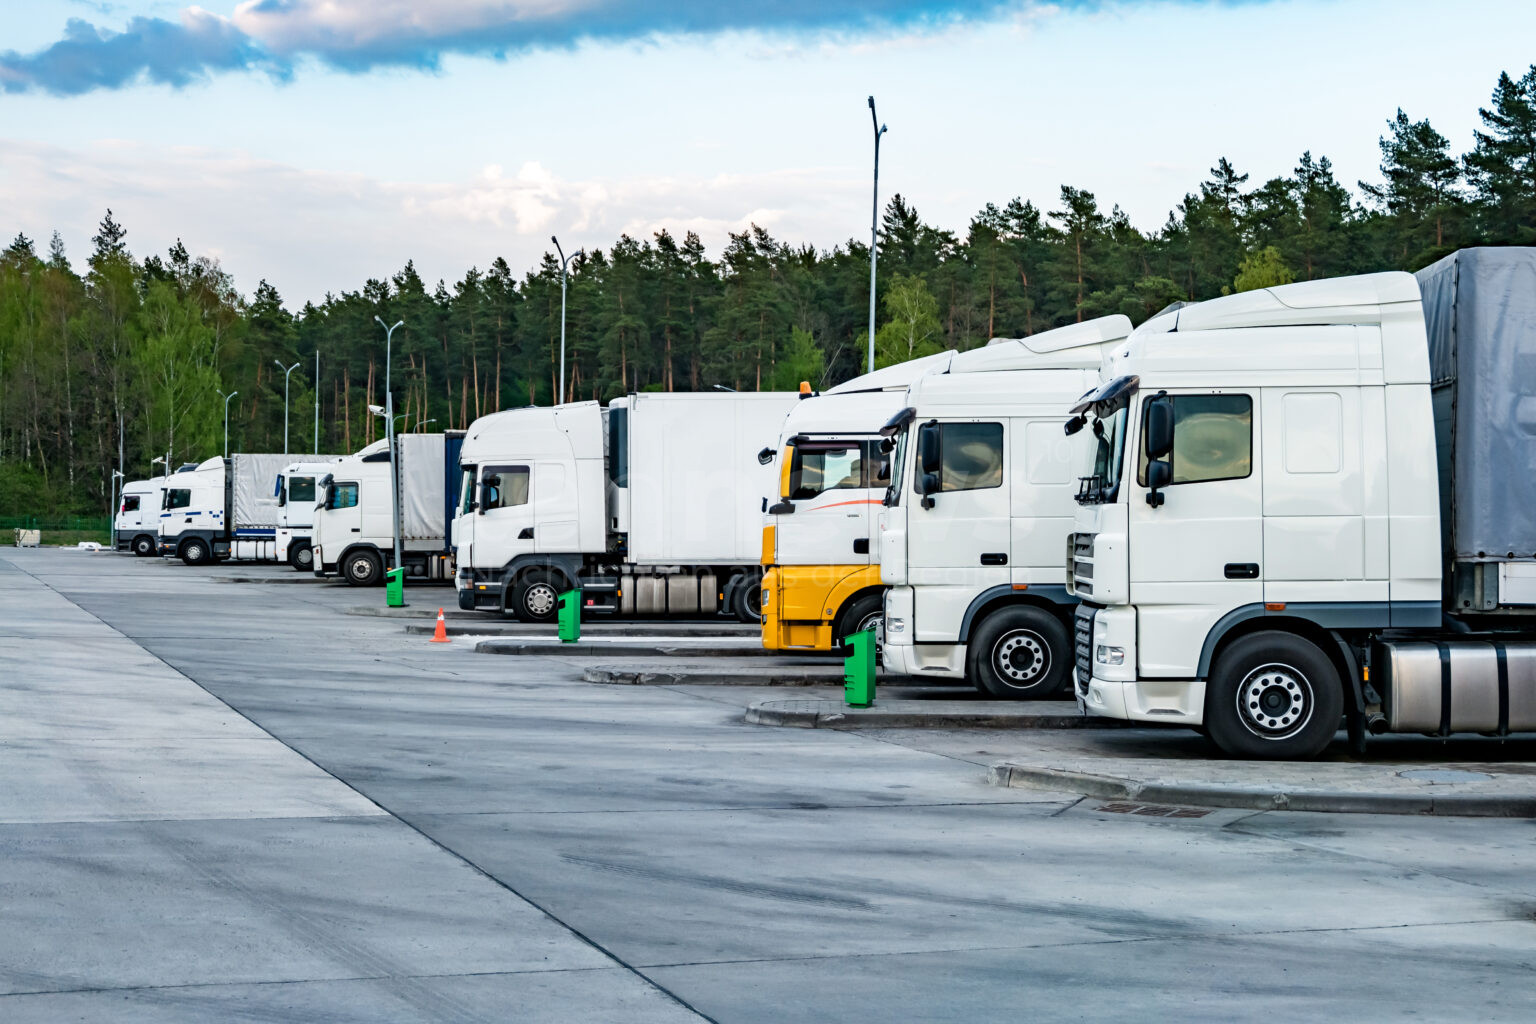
[[430, 607, 451, 643]]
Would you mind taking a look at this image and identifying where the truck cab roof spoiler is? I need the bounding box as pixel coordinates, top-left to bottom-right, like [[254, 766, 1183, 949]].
[[878, 407, 917, 438]]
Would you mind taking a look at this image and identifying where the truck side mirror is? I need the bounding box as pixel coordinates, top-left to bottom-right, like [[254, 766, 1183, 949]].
[[916, 471, 940, 509], [757, 446, 775, 465], [917, 422, 941, 475], [1063, 414, 1086, 436], [1146, 458, 1172, 507], [1144, 395, 1174, 460], [477, 480, 491, 514]]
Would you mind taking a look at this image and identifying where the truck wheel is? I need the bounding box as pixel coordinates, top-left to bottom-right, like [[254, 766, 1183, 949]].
[[512, 571, 561, 622], [132, 534, 155, 557], [1204, 631, 1343, 760], [835, 593, 883, 645], [344, 550, 383, 587], [732, 578, 763, 623], [287, 541, 313, 571], [179, 538, 211, 566], [968, 606, 1072, 699]]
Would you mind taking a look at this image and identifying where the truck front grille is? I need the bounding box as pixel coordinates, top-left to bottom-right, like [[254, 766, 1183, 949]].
[[1074, 604, 1096, 695]]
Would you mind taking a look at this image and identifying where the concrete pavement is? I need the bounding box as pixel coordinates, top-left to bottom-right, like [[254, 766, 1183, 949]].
[[6, 547, 1536, 1022]]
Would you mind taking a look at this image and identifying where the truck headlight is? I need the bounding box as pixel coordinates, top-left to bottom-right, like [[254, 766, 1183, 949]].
[[886, 618, 905, 634], [1096, 644, 1125, 666]]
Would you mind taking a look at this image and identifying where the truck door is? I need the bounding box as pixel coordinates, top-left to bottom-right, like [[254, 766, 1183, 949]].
[[478, 464, 533, 566], [1127, 391, 1262, 677], [326, 481, 363, 545], [776, 440, 879, 566], [907, 420, 1010, 642]]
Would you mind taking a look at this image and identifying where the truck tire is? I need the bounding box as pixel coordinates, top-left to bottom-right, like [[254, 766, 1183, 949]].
[[968, 605, 1072, 699], [343, 549, 383, 587], [179, 538, 211, 566], [835, 593, 884, 646], [512, 571, 561, 622], [732, 577, 763, 624], [1204, 631, 1343, 760], [287, 541, 313, 571], [131, 534, 156, 557]]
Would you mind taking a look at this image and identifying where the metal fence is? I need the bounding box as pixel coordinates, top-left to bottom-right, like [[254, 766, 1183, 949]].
[[0, 516, 112, 533]]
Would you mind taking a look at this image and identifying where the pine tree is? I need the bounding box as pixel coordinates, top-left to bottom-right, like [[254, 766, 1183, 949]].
[[1464, 65, 1536, 243]]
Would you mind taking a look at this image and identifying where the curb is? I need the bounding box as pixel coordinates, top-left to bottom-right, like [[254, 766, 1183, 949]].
[[584, 667, 843, 686], [475, 639, 779, 658], [988, 764, 1536, 817], [407, 623, 768, 638], [746, 699, 1110, 730]]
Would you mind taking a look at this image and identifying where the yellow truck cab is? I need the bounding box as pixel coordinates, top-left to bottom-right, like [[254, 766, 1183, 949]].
[[760, 354, 955, 651]]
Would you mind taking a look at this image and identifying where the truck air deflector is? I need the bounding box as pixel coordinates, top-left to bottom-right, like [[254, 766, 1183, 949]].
[[1070, 375, 1138, 415], [879, 407, 917, 438]]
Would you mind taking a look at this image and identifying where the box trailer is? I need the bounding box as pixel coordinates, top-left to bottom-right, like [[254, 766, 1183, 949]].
[[455, 391, 797, 621], [311, 432, 465, 585], [157, 452, 339, 564]]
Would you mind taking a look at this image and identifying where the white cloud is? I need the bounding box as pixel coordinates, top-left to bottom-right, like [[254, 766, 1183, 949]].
[[0, 138, 864, 305]]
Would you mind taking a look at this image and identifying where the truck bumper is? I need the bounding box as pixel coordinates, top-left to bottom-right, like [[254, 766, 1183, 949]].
[[457, 570, 503, 612], [1080, 675, 1207, 726], [761, 564, 879, 652], [882, 640, 966, 679]]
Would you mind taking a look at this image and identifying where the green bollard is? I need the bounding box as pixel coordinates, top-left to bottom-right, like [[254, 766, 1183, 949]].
[[385, 567, 405, 608], [557, 588, 581, 643], [843, 627, 877, 708]]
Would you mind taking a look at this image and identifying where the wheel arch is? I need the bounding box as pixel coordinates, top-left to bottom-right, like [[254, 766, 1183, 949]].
[[958, 584, 1076, 643], [501, 554, 582, 593], [1199, 607, 1365, 714]]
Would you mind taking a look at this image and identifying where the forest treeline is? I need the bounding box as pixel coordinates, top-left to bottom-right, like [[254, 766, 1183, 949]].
[[3, 65, 1536, 517]]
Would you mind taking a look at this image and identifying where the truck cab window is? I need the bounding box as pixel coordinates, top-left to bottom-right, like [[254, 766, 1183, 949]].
[[459, 466, 478, 514], [289, 477, 315, 504], [328, 482, 359, 510], [165, 488, 192, 510], [789, 445, 863, 499], [1137, 394, 1252, 486], [122, 495, 141, 513], [938, 423, 1004, 492], [483, 466, 530, 510], [865, 440, 890, 488]]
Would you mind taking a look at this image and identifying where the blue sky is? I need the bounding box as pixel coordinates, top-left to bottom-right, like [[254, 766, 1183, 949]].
[[3, 0, 1534, 305]]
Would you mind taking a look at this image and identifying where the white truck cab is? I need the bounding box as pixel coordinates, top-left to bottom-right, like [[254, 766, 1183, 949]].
[[274, 459, 340, 571], [116, 476, 168, 556], [879, 316, 1134, 696], [760, 352, 956, 652], [1070, 253, 1536, 758]]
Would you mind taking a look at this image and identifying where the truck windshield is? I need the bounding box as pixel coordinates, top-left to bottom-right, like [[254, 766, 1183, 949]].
[[1076, 406, 1128, 504], [164, 488, 191, 510], [883, 429, 909, 507]]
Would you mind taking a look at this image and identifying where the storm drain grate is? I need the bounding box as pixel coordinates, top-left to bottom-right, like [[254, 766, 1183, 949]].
[[1096, 802, 1211, 819]]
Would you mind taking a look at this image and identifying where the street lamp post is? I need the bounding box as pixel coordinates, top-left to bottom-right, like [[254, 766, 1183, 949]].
[[373, 317, 405, 576], [551, 236, 583, 403], [217, 389, 239, 458], [274, 361, 300, 455], [867, 95, 888, 374], [313, 347, 320, 453]]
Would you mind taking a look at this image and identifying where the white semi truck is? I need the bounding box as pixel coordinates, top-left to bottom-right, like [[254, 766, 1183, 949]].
[[1070, 248, 1536, 758], [311, 432, 465, 586], [273, 459, 342, 571], [116, 474, 171, 556], [878, 316, 1134, 697], [455, 391, 797, 621], [759, 353, 956, 652], [158, 452, 336, 564]]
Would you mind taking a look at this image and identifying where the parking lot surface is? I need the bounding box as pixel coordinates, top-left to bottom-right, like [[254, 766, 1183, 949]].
[[4, 547, 1536, 1022]]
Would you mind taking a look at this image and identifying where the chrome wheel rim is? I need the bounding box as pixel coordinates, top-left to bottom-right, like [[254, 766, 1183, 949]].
[[1235, 662, 1313, 740], [993, 629, 1050, 688], [348, 556, 374, 582], [524, 583, 557, 618]]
